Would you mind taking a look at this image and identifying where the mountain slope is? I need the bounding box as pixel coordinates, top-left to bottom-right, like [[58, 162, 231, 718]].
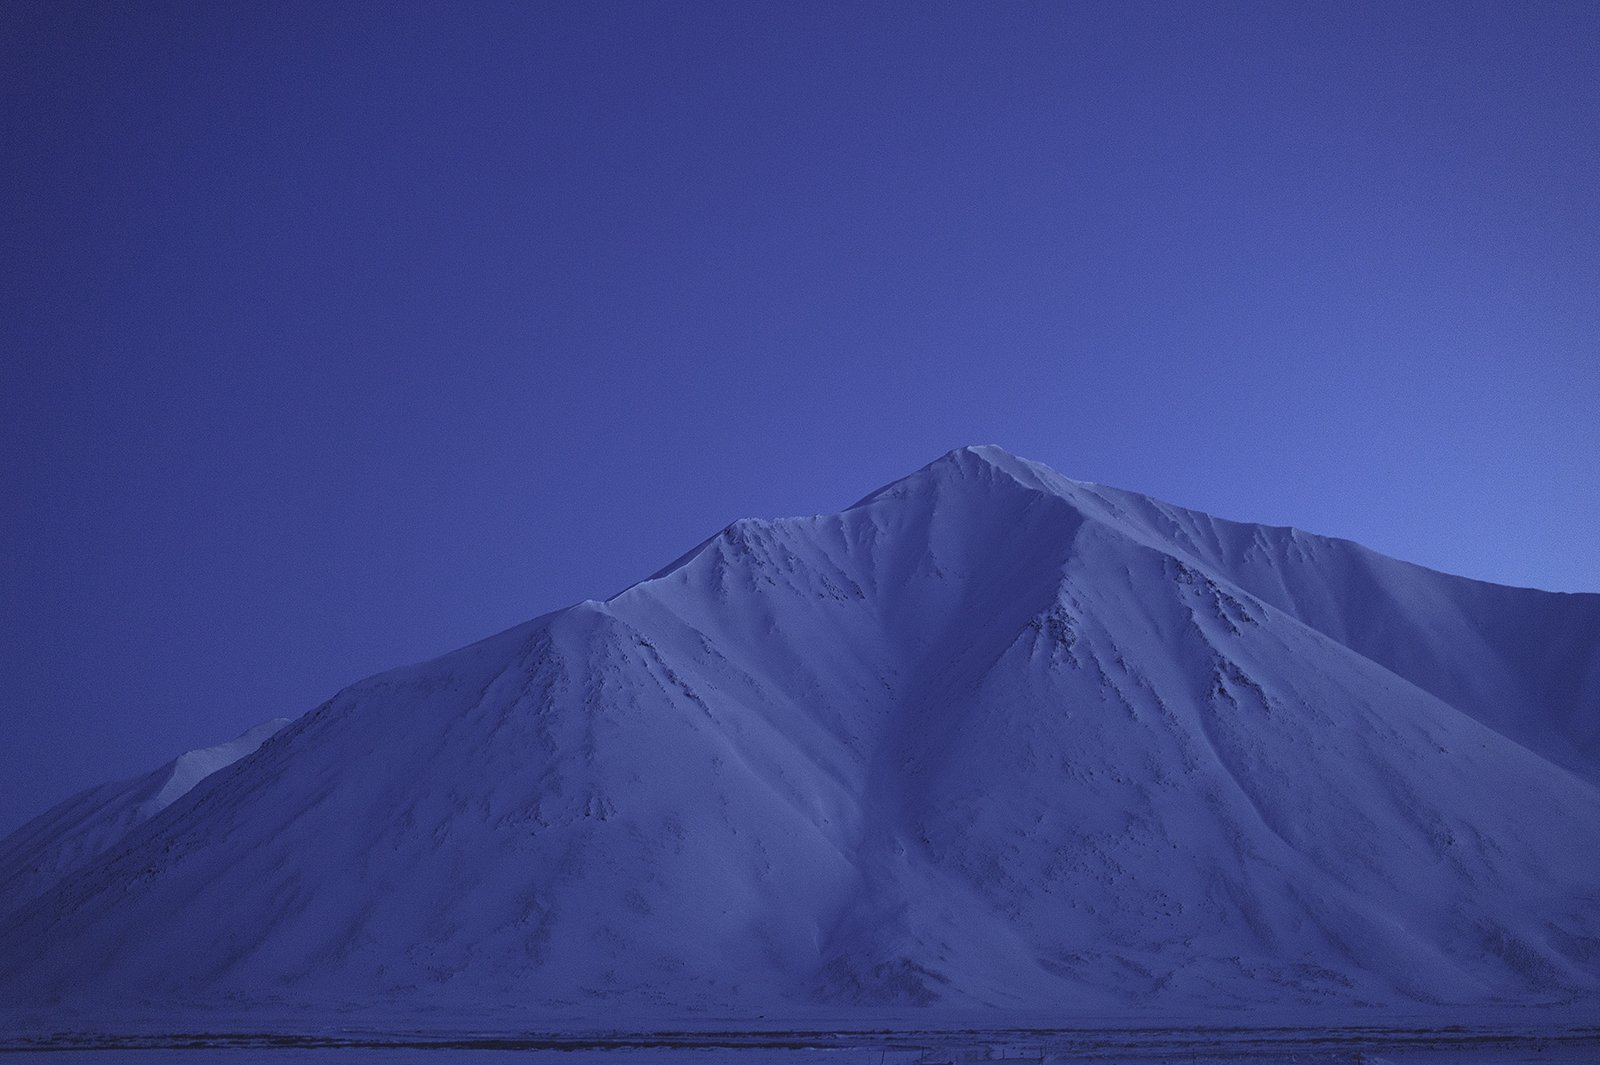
[[1, 446, 1596, 1021], [0, 719, 290, 921]]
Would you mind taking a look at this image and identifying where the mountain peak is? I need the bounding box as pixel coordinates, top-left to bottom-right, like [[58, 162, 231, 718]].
[[928, 443, 1051, 480], [848, 444, 1090, 515]]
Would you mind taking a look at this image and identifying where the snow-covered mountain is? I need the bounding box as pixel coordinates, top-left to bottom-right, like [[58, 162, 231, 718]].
[[2, 446, 1596, 1022], [0, 719, 290, 921]]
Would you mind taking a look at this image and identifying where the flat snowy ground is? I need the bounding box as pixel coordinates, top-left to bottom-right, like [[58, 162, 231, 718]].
[[2, 1025, 1596, 1064]]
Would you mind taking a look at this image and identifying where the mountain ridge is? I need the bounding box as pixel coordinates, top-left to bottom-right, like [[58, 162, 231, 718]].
[[0, 718, 291, 922], [2, 446, 1596, 1023]]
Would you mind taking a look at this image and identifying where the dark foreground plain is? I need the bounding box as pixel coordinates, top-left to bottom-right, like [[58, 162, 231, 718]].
[[2, 1023, 1597, 1063]]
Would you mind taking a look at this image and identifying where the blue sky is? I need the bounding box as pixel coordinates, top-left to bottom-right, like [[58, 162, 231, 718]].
[[2, 1, 1596, 827]]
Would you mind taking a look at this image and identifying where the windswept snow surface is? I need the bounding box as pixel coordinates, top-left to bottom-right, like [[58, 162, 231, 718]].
[[1, 447, 1597, 1026]]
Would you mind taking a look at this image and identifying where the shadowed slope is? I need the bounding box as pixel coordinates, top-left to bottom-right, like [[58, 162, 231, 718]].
[[0, 718, 290, 921]]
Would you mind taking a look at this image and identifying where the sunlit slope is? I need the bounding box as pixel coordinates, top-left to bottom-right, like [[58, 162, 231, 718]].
[[2, 447, 1596, 1016]]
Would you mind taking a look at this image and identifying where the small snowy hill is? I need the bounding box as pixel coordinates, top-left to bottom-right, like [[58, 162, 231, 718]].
[[1, 447, 1596, 1022], [0, 718, 290, 921]]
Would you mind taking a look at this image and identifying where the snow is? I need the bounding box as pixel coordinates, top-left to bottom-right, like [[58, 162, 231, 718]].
[[0, 446, 1596, 1030], [0, 718, 290, 920]]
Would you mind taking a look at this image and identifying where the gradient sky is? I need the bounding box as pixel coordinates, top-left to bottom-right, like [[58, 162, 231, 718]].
[[2, 1, 1596, 830]]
